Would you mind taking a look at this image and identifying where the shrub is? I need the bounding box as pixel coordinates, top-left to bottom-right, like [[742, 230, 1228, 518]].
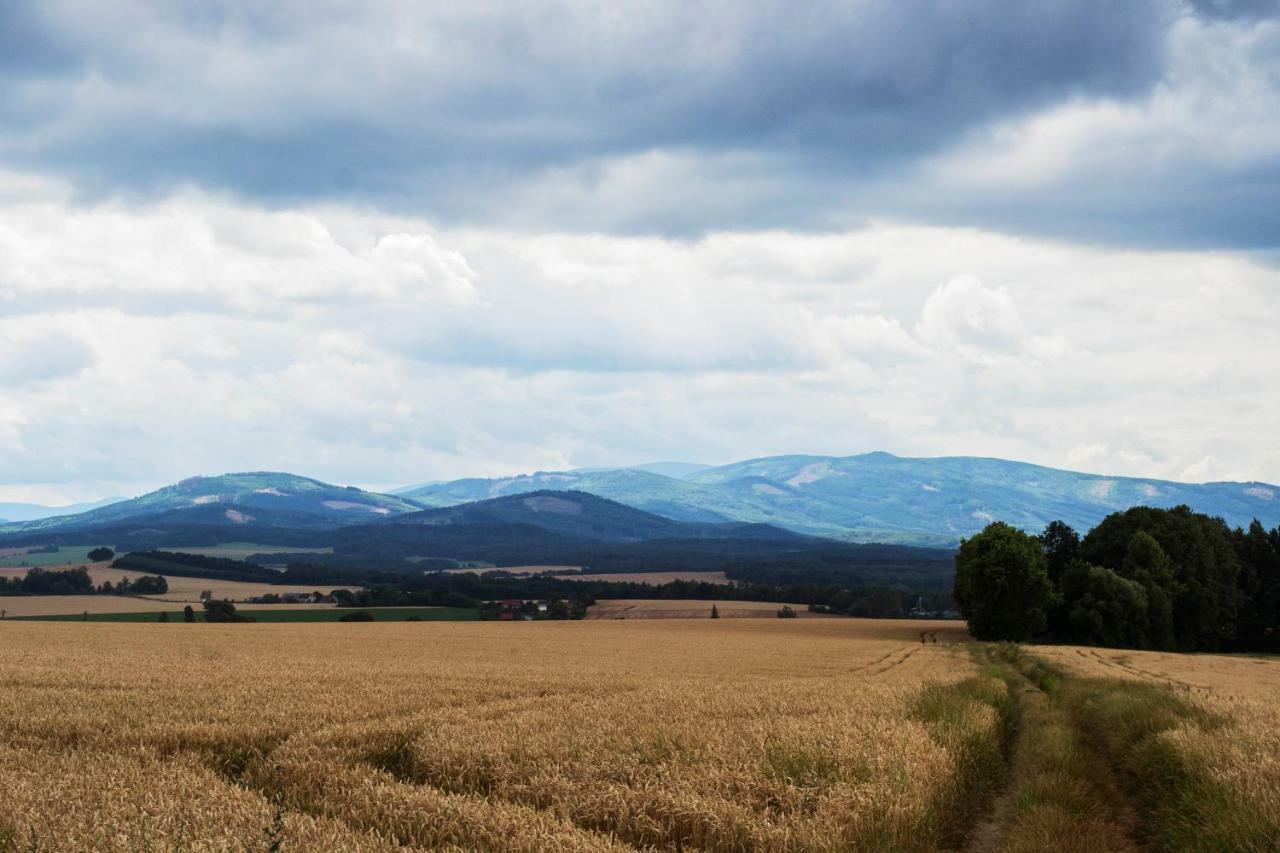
[[338, 611, 376, 622]]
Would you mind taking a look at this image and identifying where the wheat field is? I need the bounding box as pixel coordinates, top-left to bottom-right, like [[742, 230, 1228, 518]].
[[1027, 643, 1280, 849], [0, 618, 1006, 852], [0, 564, 352, 616]]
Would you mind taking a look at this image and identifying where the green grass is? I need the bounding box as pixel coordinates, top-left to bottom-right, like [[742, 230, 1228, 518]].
[[15, 607, 479, 623], [0, 542, 335, 569], [0, 545, 104, 568]]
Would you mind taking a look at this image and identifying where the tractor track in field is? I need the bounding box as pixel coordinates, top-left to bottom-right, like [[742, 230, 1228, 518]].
[[1076, 648, 1201, 692], [846, 643, 914, 676]]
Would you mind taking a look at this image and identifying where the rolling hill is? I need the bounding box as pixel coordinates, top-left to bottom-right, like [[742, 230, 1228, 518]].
[[401, 452, 1280, 545], [384, 490, 806, 543], [0, 473, 422, 538], [331, 490, 954, 587]]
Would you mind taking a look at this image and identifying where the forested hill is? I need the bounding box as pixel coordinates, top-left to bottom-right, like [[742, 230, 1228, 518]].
[[0, 472, 422, 537], [335, 490, 955, 588], [383, 490, 808, 543], [400, 453, 1280, 546]]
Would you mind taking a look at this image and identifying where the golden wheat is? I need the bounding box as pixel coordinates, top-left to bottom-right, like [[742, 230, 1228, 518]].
[[0, 619, 989, 851]]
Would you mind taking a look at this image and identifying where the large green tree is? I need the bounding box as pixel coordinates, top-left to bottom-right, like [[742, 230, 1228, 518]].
[[1061, 561, 1149, 648], [1081, 505, 1240, 651], [954, 522, 1053, 641]]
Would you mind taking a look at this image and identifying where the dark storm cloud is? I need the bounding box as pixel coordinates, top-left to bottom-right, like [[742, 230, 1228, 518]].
[[1189, 0, 1280, 20], [0, 1, 1276, 246], [0, 5, 81, 76], [0, 3, 1171, 186]]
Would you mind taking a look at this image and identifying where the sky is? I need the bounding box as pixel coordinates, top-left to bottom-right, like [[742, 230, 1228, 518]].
[[1, 0, 1279, 504]]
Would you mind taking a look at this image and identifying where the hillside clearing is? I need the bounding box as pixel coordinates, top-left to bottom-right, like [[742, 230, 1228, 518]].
[[176, 542, 334, 561], [558, 570, 732, 584]]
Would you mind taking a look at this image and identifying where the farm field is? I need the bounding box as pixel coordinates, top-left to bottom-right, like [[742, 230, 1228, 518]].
[[0, 544, 102, 568], [588, 598, 837, 619], [0, 596, 345, 619], [0, 564, 357, 604], [20, 606, 478, 623], [1, 619, 1274, 850], [1030, 643, 1280, 701], [0, 618, 1005, 851]]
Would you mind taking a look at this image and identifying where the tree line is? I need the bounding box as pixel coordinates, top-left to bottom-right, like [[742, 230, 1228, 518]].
[[108, 551, 954, 618], [290, 563, 946, 618], [0, 565, 169, 597], [954, 505, 1280, 651]]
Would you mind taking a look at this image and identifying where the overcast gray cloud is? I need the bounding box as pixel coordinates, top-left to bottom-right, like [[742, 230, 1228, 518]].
[[1, 2, 1278, 503], [1189, 0, 1280, 20], [6, 1, 1276, 245], [1, 194, 1277, 501]]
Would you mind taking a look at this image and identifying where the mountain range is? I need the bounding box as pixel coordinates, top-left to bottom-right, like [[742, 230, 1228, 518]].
[[1, 453, 1277, 548], [383, 490, 807, 543], [398, 453, 1280, 546]]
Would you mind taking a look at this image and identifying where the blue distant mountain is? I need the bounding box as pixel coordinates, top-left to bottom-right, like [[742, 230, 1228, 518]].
[[0, 496, 126, 524], [400, 452, 1280, 546], [3, 454, 1277, 548]]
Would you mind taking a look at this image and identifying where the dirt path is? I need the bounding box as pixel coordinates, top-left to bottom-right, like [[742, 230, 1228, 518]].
[[963, 654, 1141, 853]]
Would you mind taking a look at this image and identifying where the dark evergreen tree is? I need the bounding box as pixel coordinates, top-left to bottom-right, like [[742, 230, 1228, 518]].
[[1081, 505, 1240, 651], [1038, 520, 1080, 584]]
